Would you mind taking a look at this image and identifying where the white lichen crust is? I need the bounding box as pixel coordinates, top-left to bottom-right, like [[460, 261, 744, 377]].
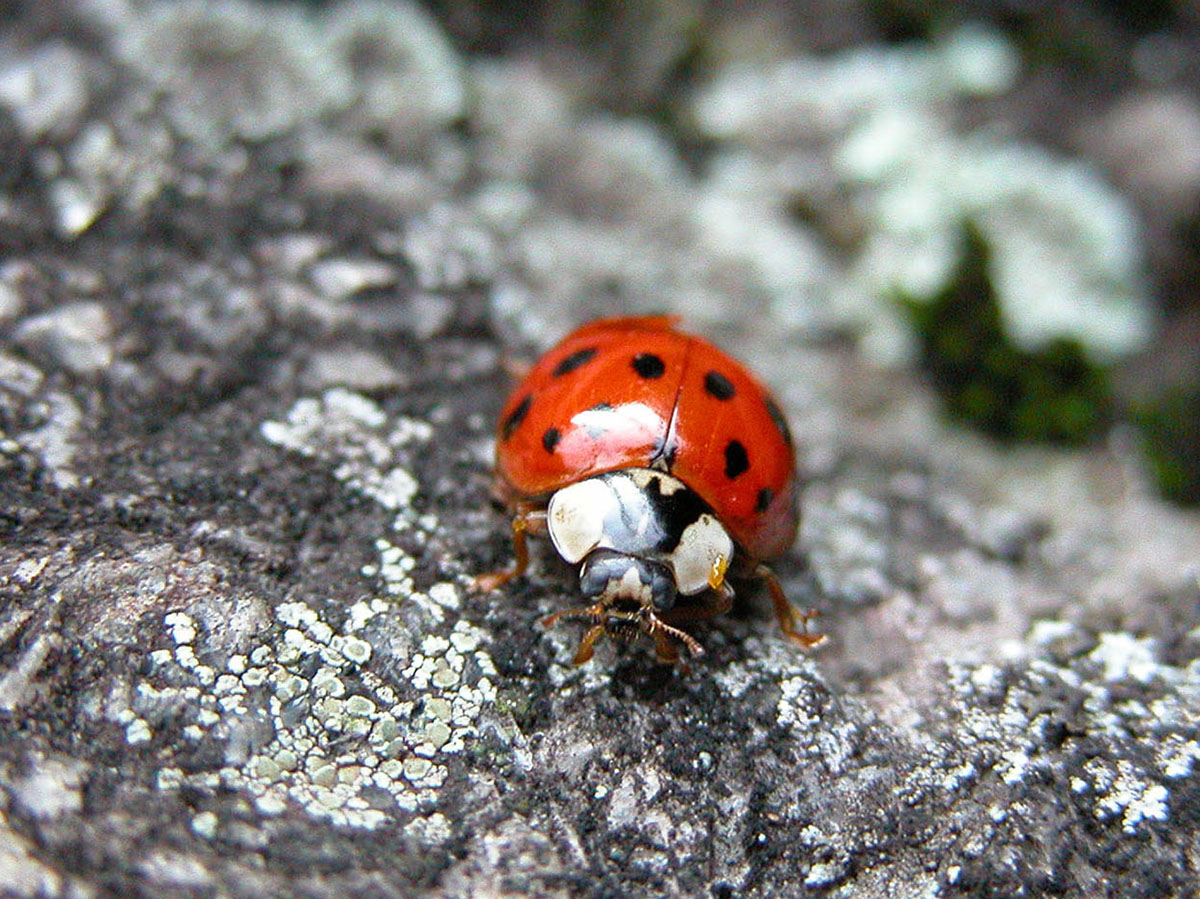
[[123, 391, 516, 832]]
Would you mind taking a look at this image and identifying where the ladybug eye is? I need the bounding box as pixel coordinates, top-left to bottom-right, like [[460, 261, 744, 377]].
[[649, 568, 676, 611], [579, 552, 618, 598]]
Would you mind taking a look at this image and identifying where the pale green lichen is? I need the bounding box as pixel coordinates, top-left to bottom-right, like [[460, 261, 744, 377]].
[[691, 26, 1150, 365], [123, 390, 515, 831], [143, 597, 498, 829]]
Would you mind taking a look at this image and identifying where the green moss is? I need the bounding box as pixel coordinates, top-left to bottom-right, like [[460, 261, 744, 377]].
[[865, 0, 956, 42], [898, 221, 1113, 445], [1134, 388, 1200, 506]]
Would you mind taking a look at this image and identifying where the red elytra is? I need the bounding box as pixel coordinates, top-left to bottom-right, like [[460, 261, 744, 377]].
[[494, 315, 798, 560]]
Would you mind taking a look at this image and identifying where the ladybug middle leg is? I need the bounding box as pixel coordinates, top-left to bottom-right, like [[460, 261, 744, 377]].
[[752, 562, 826, 648], [473, 499, 548, 593]]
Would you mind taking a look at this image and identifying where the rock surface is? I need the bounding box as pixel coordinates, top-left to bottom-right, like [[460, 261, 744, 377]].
[[1, 2, 1199, 897]]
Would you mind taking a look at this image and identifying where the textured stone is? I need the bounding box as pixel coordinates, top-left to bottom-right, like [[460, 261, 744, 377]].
[[0, 3, 1197, 898]]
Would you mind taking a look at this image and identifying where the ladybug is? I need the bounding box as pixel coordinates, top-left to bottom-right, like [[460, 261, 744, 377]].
[[475, 316, 823, 665]]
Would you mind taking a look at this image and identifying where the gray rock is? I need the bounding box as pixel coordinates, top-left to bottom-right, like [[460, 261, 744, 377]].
[[12, 301, 113, 376], [0, 3, 1197, 899]]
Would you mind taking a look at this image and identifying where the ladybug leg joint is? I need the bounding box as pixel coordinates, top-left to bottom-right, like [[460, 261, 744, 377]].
[[540, 604, 610, 666], [754, 563, 826, 649], [571, 624, 606, 665], [473, 506, 547, 593], [539, 603, 600, 630], [647, 615, 704, 662]]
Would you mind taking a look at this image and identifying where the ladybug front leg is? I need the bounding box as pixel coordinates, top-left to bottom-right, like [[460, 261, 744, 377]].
[[473, 501, 547, 593], [753, 563, 826, 648], [646, 615, 705, 666], [570, 624, 607, 665], [650, 628, 684, 666]]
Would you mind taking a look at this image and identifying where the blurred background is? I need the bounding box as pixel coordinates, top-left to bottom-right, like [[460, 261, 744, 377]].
[[426, 0, 1200, 505], [2, 0, 1198, 504]]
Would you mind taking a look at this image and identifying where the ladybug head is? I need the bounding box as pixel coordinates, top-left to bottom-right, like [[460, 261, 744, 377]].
[[579, 549, 677, 611], [541, 563, 704, 664], [542, 468, 735, 663]]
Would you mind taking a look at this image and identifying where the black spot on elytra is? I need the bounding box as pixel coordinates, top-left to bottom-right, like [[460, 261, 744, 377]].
[[764, 397, 793, 448], [542, 427, 561, 452], [704, 371, 736, 400], [502, 394, 532, 440], [724, 440, 749, 479], [755, 487, 775, 514], [553, 347, 597, 377], [632, 353, 666, 379]]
